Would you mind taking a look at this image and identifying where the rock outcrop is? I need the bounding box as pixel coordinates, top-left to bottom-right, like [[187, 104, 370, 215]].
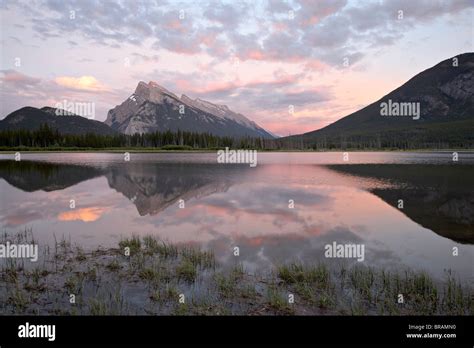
[[105, 81, 274, 138]]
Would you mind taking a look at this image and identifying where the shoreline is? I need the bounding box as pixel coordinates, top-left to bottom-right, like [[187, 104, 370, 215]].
[[0, 233, 471, 315], [1, 149, 474, 154]]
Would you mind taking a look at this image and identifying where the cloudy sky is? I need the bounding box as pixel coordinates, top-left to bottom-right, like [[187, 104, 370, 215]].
[[0, 0, 472, 136]]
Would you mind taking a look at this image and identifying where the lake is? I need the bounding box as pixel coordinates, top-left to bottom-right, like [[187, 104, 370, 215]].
[[0, 152, 473, 284]]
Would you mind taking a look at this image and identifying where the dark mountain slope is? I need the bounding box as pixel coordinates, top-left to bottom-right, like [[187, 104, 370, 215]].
[[288, 53, 474, 148], [0, 106, 116, 135]]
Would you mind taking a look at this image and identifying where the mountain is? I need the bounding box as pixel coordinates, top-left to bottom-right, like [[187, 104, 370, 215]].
[[0, 106, 116, 135], [0, 159, 242, 216], [291, 53, 474, 148], [0, 160, 106, 191], [326, 164, 474, 244], [105, 81, 274, 138], [105, 162, 234, 216]]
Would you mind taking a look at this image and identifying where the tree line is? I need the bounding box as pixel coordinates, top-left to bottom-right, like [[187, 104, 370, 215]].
[[0, 123, 275, 149], [0, 123, 471, 150]]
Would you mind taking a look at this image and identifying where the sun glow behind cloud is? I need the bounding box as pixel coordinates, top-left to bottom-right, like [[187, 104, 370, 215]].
[[54, 76, 107, 91]]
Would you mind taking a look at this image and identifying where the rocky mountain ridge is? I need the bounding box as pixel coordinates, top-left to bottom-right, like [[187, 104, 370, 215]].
[[105, 81, 274, 138]]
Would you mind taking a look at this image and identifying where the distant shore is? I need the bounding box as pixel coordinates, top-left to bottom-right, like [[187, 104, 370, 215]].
[[1, 147, 473, 154]]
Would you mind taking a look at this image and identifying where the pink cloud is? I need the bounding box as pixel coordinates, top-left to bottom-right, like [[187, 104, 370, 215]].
[[0, 70, 41, 87]]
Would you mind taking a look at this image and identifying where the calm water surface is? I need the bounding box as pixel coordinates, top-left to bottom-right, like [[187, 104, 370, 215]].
[[0, 152, 473, 283]]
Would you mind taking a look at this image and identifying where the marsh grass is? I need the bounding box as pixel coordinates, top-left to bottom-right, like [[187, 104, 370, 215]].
[[266, 286, 294, 314], [23, 273, 46, 292], [0, 232, 472, 315], [75, 247, 87, 262], [214, 264, 246, 298], [440, 270, 472, 315], [277, 262, 335, 308], [106, 259, 121, 272], [118, 235, 141, 254], [188, 298, 231, 315], [150, 283, 179, 303], [8, 286, 29, 310], [138, 261, 172, 285], [143, 236, 178, 259], [64, 274, 84, 294], [180, 247, 215, 269], [176, 260, 197, 282], [277, 262, 330, 288]]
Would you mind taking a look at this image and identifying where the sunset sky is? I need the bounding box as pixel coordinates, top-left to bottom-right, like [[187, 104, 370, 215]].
[[0, 0, 472, 136]]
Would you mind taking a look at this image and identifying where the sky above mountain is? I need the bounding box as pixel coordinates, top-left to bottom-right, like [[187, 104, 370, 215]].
[[0, 0, 472, 136]]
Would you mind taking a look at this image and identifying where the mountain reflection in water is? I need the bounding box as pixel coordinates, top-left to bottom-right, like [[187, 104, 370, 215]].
[[0, 153, 472, 281]]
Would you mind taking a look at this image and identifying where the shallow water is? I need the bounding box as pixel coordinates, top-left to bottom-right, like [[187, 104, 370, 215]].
[[0, 152, 473, 283]]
